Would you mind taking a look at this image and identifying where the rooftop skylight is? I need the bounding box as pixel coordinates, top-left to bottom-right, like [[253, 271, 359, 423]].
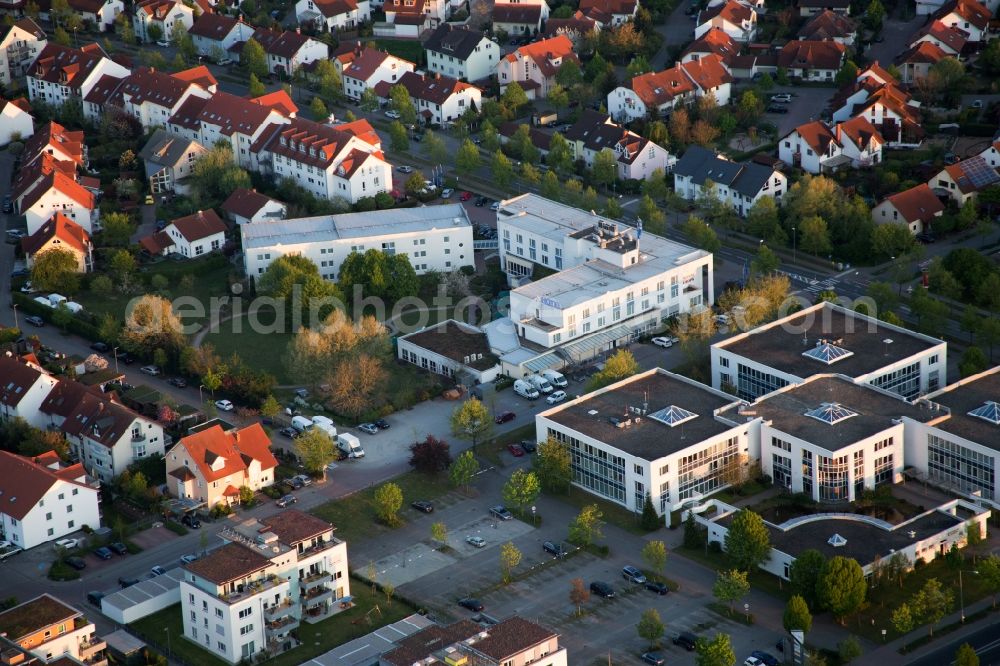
[[648, 405, 698, 428], [805, 402, 858, 425], [802, 340, 853, 365], [968, 401, 1000, 425]]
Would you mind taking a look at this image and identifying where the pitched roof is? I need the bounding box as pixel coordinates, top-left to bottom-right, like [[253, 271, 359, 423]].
[[260, 509, 333, 544], [134, 0, 187, 19], [116, 66, 199, 110], [40, 380, 146, 447], [0, 594, 80, 641], [913, 19, 967, 53], [12, 152, 76, 203], [183, 541, 272, 585], [701, 0, 755, 24], [385, 0, 427, 17], [628, 65, 696, 107], [790, 120, 838, 155], [836, 115, 883, 148], [82, 72, 125, 106], [252, 28, 321, 59], [341, 46, 411, 83], [187, 12, 241, 38], [674, 145, 778, 197], [424, 24, 489, 59], [138, 128, 204, 167], [251, 89, 298, 116], [798, 9, 857, 40], [897, 41, 949, 66], [20, 170, 94, 212], [172, 64, 218, 89], [579, 0, 637, 23], [543, 11, 600, 38], [382, 621, 483, 666], [182, 91, 277, 136], [470, 617, 558, 661], [0, 356, 47, 409], [176, 423, 278, 485], [23, 120, 86, 167], [377, 70, 480, 105], [27, 42, 109, 90], [139, 229, 174, 254], [935, 0, 991, 30], [680, 53, 733, 90], [20, 212, 91, 256], [883, 183, 944, 223], [7, 17, 45, 39], [311, 0, 359, 17], [251, 116, 363, 170], [778, 39, 846, 69], [682, 27, 739, 63], [943, 155, 1000, 193], [493, 2, 543, 23], [170, 208, 227, 241], [221, 188, 284, 219]]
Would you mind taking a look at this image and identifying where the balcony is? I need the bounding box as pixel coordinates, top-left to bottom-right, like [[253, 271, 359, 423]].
[[264, 615, 299, 637], [264, 599, 295, 618], [299, 538, 340, 558], [302, 584, 332, 604], [79, 636, 107, 659], [300, 570, 331, 590], [131, 432, 146, 442], [219, 576, 287, 605]]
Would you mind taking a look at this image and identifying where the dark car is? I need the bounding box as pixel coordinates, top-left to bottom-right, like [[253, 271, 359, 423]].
[[1, 196, 11, 213], [495, 411, 516, 424], [520, 439, 537, 453], [673, 632, 698, 651], [458, 598, 484, 611], [543, 541, 566, 557], [65, 556, 87, 571], [645, 581, 669, 595], [285, 477, 304, 490], [474, 196, 488, 207], [374, 418, 391, 430], [90, 342, 110, 353], [917, 232, 936, 244], [109, 542, 128, 555], [118, 577, 140, 588], [94, 546, 113, 560], [506, 443, 525, 457], [766, 104, 789, 114], [641, 653, 665, 666], [168, 377, 188, 388], [590, 581, 615, 598], [117, 351, 135, 365], [750, 651, 780, 666], [490, 505, 513, 521], [181, 514, 201, 528], [276, 494, 297, 508], [25, 315, 45, 327], [87, 591, 105, 607], [411, 500, 434, 513], [279, 427, 297, 438]]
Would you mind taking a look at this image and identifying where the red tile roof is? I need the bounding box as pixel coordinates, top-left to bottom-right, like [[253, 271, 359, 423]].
[[792, 119, 838, 155], [40, 380, 145, 448], [252, 28, 322, 60], [20, 170, 95, 212], [184, 91, 278, 136], [23, 120, 86, 167], [0, 356, 47, 409], [629, 65, 696, 107], [12, 152, 77, 203], [176, 423, 278, 485], [682, 27, 739, 64], [221, 188, 283, 219], [579, 0, 637, 23], [20, 212, 91, 257], [116, 66, 199, 110], [28, 42, 110, 90], [173, 64, 218, 89], [82, 72, 125, 106], [680, 53, 733, 90], [778, 39, 846, 70], [701, 0, 754, 24], [260, 509, 334, 544], [914, 19, 967, 53], [134, 0, 185, 19], [836, 115, 883, 149], [798, 9, 857, 40], [385, 0, 426, 16], [343, 47, 407, 82], [170, 208, 227, 241], [897, 41, 949, 66], [183, 541, 272, 585], [251, 89, 298, 116], [470, 617, 558, 661], [187, 12, 241, 38], [139, 230, 174, 254], [251, 116, 361, 170], [311, 0, 359, 17], [377, 70, 481, 105], [504, 35, 579, 76], [543, 11, 599, 38], [935, 0, 991, 30], [884, 183, 944, 223]]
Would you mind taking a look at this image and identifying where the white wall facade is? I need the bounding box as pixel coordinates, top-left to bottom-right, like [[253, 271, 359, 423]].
[[23, 189, 95, 236], [0, 25, 47, 87], [162, 224, 226, 258], [27, 55, 129, 108], [342, 55, 414, 100], [426, 36, 499, 81], [1, 478, 100, 550], [673, 168, 786, 217]]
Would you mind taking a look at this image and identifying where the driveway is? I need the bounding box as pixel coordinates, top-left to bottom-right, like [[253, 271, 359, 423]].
[[866, 15, 925, 69], [758, 86, 837, 136], [652, 0, 699, 68]]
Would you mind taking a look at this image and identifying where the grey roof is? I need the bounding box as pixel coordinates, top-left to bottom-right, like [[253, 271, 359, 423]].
[[673, 145, 778, 198], [240, 203, 471, 249], [138, 128, 203, 168], [423, 24, 490, 60], [926, 366, 1000, 451]]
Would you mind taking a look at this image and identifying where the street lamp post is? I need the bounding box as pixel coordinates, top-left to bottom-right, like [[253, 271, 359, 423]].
[[199, 384, 206, 404], [11, 303, 18, 330], [792, 227, 797, 264], [112, 347, 119, 374], [531, 505, 536, 526], [164, 628, 171, 659], [960, 569, 979, 622]]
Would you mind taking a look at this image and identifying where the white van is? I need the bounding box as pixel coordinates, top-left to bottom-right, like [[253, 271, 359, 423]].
[[337, 433, 365, 458], [541, 369, 568, 388], [290, 416, 314, 433], [314, 422, 337, 439], [527, 374, 554, 394], [514, 379, 540, 400]]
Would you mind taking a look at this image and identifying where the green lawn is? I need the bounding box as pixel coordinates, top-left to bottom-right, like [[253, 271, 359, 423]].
[[310, 471, 455, 544], [130, 605, 229, 666], [201, 322, 295, 384], [374, 39, 424, 66]]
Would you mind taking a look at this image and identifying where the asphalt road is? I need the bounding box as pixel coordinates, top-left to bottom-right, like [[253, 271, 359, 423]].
[[908, 621, 1000, 666]]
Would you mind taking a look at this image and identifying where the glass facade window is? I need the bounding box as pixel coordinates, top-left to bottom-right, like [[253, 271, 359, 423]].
[[874, 454, 894, 486], [659, 481, 669, 513], [772, 453, 792, 489], [927, 434, 995, 498], [677, 436, 740, 500], [549, 429, 626, 504], [870, 362, 921, 399], [736, 363, 790, 400], [853, 450, 865, 497], [817, 454, 849, 502], [801, 450, 813, 496]]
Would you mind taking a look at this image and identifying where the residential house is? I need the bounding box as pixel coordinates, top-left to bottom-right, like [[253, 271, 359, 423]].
[[777, 40, 846, 81], [896, 41, 949, 84], [871, 183, 944, 234], [251, 88, 299, 117], [578, 0, 637, 26], [138, 128, 208, 195], [930, 155, 1000, 205], [374, 71, 481, 125], [139, 208, 227, 258], [830, 64, 923, 148], [336, 44, 415, 100], [497, 35, 578, 99], [0, 452, 101, 550], [607, 54, 732, 122], [165, 423, 277, 506], [382, 617, 568, 666], [252, 28, 328, 76], [933, 0, 991, 41], [20, 212, 93, 272], [0, 18, 45, 87], [382, 0, 448, 36], [18, 169, 96, 236], [563, 110, 674, 180], [188, 13, 256, 61], [797, 0, 851, 16], [543, 11, 599, 47], [249, 116, 392, 203], [673, 145, 786, 217], [173, 63, 218, 92], [910, 19, 966, 55], [978, 138, 1000, 167], [26, 42, 129, 108], [22, 119, 86, 168], [221, 188, 286, 225], [695, 0, 757, 42], [295, 0, 371, 31], [680, 27, 739, 65], [62, 0, 123, 31], [105, 66, 213, 130], [493, 0, 550, 36], [132, 0, 195, 43], [0, 356, 58, 426], [0, 97, 33, 147], [778, 116, 882, 173], [0, 595, 106, 664], [423, 24, 499, 82], [180, 511, 350, 663], [38, 379, 166, 482], [797, 9, 857, 45]]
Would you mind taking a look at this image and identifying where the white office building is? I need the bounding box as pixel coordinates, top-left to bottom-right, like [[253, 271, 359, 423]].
[[710, 301, 947, 401], [242, 204, 474, 281]]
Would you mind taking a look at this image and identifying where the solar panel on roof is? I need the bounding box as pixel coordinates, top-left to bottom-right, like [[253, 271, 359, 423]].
[[959, 157, 1000, 189], [968, 401, 1000, 425], [648, 405, 697, 428], [802, 341, 853, 365], [805, 402, 858, 425]]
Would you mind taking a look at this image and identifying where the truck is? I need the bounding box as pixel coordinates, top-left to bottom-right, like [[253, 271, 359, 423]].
[[337, 433, 365, 459], [533, 112, 557, 127], [314, 422, 337, 440], [541, 369, 568, 388], [290, 415, 314, 433]]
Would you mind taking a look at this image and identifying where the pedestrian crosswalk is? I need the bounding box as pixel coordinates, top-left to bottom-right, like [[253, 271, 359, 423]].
[[803, 277, 838, 295]]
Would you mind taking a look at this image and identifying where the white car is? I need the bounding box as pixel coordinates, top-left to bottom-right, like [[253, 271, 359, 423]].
[[651, 337, 673, 348], [156, 40, 170, 47], [215, 399, 234, 411], [490, 201, 501, 211], [385, 110, 401, 119], [466, 536, 486, 548], [150, 565, 166, 576], [770, 93, 792, 103], [139, 365, 161, 376], [714, 314, 731, 326], [396, 165, 414, 173], [743, 658, 764, 666], [54, 538, 78, 550], [441, 188, 454, 198], [180, 554, 197, 564], [546, 390, 567, 405]]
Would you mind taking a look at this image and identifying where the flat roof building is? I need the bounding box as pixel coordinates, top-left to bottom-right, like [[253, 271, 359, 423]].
[[0, 594, 107, 666], [397, 319, 501, 384], [710, 301, 946, 401]]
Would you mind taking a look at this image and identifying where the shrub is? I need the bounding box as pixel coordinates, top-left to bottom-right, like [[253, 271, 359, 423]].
[[48, 561, 81, 581], [164, 520, 188, 536], [125, 540, 143, 554]]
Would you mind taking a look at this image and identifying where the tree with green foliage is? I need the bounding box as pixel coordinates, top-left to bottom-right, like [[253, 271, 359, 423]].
[[591, 148, 618, 190], [431, 521, 448, 545], [956, 643, 980, 666], [713, 569, 750, 613], [642, 540, 668, 580], [783, 594, 813, 633], [456, 139, 481, 172], [872, 222, 916, 259], [548, 83, 570, 113], [586, 349, 640, 391], [556, 59, 583, 87], [637, 608, 665, 649], [449, 450, 480, 491], [191, 144, 251, 201], [838, 636, 862, 664], [491, 150, 514, 187], [751, 244, 780, 277], [51, 303, 72, 331], [100, 211, 134, 247], [960, 346, 989, 378], [835, 60, 859, 87], [911, 577, 953, 636], [534, 437, 571, 493], [424, 130, 447, 164], [480, 120, 501, 152], [696, 633, 735, 666], [241, 38, 267, 79], [681, 215, 721, 252], [257, 254, 343, 322], [450, 398, 493, 450], [684, 512, 704, 548], [799, 215, 832, 256], [31, 248, 80, 294], [373, 482, 403, 526], [309, 96, 328, 120], [640, 494, 661, 530], [724, 509, 771, 571], [817, 556, 866, 622], [502, 469, 541, 516], [389, 84, 417, 125], [293, 428, 336, 477], [360, 87, 379, 112], [313, 59, 342, 101], [567, 504, 603, 547], [789, 549, 825, 608], [891, 602, 915, 635], [501, 82, 528, 114], [389, 120, 409, 151], [637, 194, 666, 232], [546, 132, 573, 174], [499, 541, 522, 583]]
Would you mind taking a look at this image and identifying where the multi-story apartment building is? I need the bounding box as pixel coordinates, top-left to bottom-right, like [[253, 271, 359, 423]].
[[180, 511, 350, 664], [497, 35, 578, 99], [607, 54, 732, 122], [335, 45, 414, 100], [710, 301, 948, 401], [242, 204, 474, 281], [0, 18, 45, 87], [138, 128, 208, 196], [673, 145, 786, 217], [0, 594, 107, 665], [26, 43, 129, 108], [90, 65, 212, 129], [423, 23, 499, 82]]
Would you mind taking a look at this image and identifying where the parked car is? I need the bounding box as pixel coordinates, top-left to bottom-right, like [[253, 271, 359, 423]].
[[180, 554, 197, 564], [156, 39, 169, 47], [385, 110, 401, 119], [546, 390, 567, 405], [118, 577, 139, 588], [673, 632, 698, 651], [90, 342, 110, 353], [109, 542, 128, 556], [771, 93, 792, 103], [117, 351, 135, 365], [748, 651, 779, 666], [358, 423, 379, 435], [25, 315, 44, 327], [279, 426, 297, 438], [94, 546, 113, 560], [374, 419, 391, 430], [87, 591, 105, 607], [411, 500, 434, 513], [474, 196, 488, 207], [150, 565, 166, 576], [495, 411, 516, 424], [276, 494, 297, 508], [645, 581, 669, 595], [460, 191, 473, 201], [215, 399, 234, 411], [506, 443, 525, 457], [490, 201, 501, 211], [744, 658, 764, 666], [458, 598, 484, 611], [285, 477, 304, 490], [54, 538, 78, 550], [651, 337, 673, 348], [65, 557, 87, 570], [441, 188, 454, 199], [766, 104, 789, 114], [543, 541, 566, 557], [641, 653, 665, 666], [465, 535, 486, 548], [490, 505, 513, 521], [590, 581, 615, 598], [293, 474, 312, 487], [396, 165, 413, 173], [139, 365, 161, 376], [181, 514, 201, 528], [520, 439, 537, 453], [168, 377, 188, 388], [622, 566, 647, 584]]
